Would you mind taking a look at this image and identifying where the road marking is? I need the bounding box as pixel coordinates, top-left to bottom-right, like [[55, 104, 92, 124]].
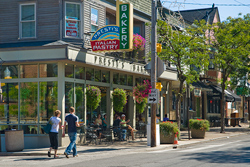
[[179, 140, 243, 152]]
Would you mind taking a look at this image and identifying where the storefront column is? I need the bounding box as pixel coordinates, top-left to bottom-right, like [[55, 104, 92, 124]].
[[83, 84, 87, 125], [128, 95, 136, 128], [57, 62, 65, 146], [160, 90, 164, 121], [106, 87, 113, 127]]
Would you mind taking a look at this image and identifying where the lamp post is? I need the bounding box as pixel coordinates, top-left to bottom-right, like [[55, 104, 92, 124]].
[[4, 67, 12, 128]]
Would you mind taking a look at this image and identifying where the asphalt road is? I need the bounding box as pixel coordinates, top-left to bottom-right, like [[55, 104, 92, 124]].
[[1, 134, 250, 167]]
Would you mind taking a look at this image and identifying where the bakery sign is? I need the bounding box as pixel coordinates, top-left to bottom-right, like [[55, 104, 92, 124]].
[[90, 0, 133, 52]]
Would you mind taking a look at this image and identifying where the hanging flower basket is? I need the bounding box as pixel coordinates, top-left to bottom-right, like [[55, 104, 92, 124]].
[[133, 80, 151, 113], [86, 86, 101, 111], [112, 88, 127, 112], [133, 34, 146, 52]]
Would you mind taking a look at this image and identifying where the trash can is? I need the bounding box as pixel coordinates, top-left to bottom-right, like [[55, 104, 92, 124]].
[[5, 130, 24, 152], [231, 113, 239, 127]]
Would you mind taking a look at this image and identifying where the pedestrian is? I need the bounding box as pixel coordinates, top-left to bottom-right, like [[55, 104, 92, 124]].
[[62, 107, 80, 158], [48, 110, 62, 158]]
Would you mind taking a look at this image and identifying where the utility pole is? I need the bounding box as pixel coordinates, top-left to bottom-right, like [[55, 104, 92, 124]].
[[151, 0, 157, 147]]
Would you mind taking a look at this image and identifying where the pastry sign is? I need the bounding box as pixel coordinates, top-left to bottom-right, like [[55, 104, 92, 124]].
[[90, 0, 133, 52]]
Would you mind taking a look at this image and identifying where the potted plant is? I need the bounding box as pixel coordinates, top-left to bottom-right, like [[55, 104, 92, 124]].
[[189, 119, 210, 139], [132, 34, 146, 59], [133, 80, 151, 113], [159, 121, 179, 144], [112, 88, 127, 112]]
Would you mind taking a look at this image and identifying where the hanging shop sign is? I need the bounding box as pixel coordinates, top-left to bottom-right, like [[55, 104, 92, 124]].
[[90, 0, 133, 52], [194, 88, 201, 97]]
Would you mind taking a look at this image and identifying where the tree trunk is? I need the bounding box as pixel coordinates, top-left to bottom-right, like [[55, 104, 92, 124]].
[[176, 80, 184, 130]]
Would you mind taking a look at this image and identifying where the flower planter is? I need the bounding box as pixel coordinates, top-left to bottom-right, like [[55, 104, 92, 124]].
[[191, 129, 206, 139], [160, 133, 175, 144], [5, 130, 24, 152]]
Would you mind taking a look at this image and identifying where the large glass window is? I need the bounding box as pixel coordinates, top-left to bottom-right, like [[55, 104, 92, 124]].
[[65, 2, 80, 38], [95, 70, 101, 82], [39, 82, 58, 124], [65, 64, 74, 78], [75, 66, 85, 79], [75, 84, 84, 120], [113, 73, 119, 84], [65, 82, 74, 113], [20, 64, 38, 78], [20, 82, 38, 124], [128, 75, 133, 86], [102, 71, 110, 83], [91, 8, 98, 32], [0, 83, 18, 124], [1, 65, 18, 79], [20, 4, 36, 38], [86, 68, 94, 81], [120, 74, 127, 85], [40, 64, 58, 77], [134, 25, 141, 35]]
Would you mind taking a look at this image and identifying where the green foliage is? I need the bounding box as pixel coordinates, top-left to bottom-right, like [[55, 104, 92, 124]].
[[112, 88, 127, 112], [136, 98, 147, 114], [189, 119, 210, 131], [160, 121, 180, 137], [86, 86, 101, 111]]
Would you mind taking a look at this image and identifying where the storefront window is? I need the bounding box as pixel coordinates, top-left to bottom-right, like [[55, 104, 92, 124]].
[[20, 125, 38, 134], [136, 77, 142, 85], [39, 63, 58, 77], [113, 73, 119, 84], [20, 64, 38, 78], [120, 74, 127, 85], [102, 71, 110, 83], [128, 75, 133, 86], [65, 64, 74, 78], [95, 70, 101, 82], [1, 65, 18, 79], [75, 66, 85, 79], [20, 82, 38, 124], [65, 82, 74, 113], [0, 125, 18, 132], [39, 82, 58, 124], [75, 84, 84, 120], [86, 68, 94, 81], [0, 83, 18, 124]]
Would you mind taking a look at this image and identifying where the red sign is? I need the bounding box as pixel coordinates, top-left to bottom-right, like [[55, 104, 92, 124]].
[[66, 20, 78, 37], [91, 39, 120, 52]]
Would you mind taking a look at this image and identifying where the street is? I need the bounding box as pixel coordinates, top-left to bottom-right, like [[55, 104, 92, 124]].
[[1, 134, 250, 167]]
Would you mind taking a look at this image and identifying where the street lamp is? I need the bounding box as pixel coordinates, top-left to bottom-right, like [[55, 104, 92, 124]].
[[4, 67, 12, 128]]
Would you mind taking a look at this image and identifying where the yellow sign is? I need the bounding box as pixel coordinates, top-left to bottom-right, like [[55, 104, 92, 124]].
[[157, 43, 162, 53], [156, 82, 163, 91]]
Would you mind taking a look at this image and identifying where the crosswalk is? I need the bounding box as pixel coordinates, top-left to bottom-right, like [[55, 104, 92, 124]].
[[147, 140, 244, 154]]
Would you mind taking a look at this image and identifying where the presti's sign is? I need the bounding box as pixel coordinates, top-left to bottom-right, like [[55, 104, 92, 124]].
[[90, 0, 133, 52]]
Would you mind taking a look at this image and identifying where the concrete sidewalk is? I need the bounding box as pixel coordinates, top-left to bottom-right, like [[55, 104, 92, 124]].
[[1, 123, 250, 156]]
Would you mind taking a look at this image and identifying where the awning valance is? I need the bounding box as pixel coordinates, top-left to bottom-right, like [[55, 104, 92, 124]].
[[209, 85, 241, 102]]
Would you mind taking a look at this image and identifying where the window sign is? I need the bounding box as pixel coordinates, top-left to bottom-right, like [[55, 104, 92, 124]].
[[65, 3, 80, 38], [91, 8, 98, 26]]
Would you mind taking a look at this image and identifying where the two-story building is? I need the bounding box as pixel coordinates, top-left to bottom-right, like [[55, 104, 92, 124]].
[[0, 0, 178, 150]]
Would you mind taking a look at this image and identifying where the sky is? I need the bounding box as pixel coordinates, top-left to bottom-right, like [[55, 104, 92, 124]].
[[161, 0, 250, 21]]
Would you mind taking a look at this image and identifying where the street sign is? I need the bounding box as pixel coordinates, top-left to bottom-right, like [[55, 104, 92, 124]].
[[148, 89, 159, 103]]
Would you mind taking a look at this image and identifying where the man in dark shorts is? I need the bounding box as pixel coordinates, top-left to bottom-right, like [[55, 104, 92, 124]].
[[62, 107, 80, 158]]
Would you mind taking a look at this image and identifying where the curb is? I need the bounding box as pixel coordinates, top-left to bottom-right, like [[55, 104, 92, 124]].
[[0, 132, 249, 156]]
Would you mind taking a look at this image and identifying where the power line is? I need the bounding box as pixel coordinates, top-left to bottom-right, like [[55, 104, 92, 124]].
[[234, 0, 250, 8], [161, 1, 250, 6]]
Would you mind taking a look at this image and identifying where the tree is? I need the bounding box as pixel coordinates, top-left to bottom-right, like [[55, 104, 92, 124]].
[[157, 20, 211, 129], [210, 14, 250, 133]]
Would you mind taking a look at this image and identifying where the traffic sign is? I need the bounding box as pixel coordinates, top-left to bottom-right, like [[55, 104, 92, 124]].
[[148, 89, 159, 103]]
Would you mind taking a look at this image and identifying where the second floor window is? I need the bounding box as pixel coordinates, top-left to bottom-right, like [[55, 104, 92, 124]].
[[91, 8, 98, 32], [65, 2, 80, 38], [20, 3, 36, 38]]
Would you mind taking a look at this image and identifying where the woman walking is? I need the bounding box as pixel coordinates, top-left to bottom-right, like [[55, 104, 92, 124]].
[[48, 110, 62, 158]]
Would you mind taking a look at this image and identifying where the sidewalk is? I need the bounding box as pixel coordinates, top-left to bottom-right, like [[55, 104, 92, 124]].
[[1, 123, 250, 156]]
